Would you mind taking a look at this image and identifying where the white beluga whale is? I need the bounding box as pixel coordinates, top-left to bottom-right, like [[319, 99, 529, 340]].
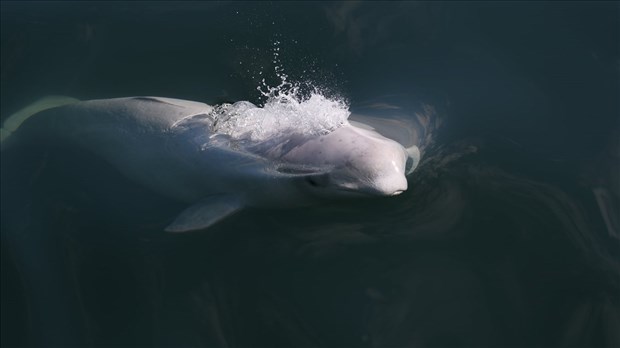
[[1, 96, 421, 232]]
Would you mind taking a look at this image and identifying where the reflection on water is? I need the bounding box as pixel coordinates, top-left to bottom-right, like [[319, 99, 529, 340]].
[[1, 2, 619, 347]]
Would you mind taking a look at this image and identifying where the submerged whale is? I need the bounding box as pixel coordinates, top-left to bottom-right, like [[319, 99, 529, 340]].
[[1, 96, 420, 232]]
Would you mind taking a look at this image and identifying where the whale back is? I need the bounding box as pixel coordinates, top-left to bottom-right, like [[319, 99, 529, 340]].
[[2, 97, 213, 152]]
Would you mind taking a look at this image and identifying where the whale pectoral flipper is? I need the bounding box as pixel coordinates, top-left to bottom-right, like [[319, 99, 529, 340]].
[[405, 145, 420, 175], [165, 194, 244, 233], [1, 95, 80, 144]]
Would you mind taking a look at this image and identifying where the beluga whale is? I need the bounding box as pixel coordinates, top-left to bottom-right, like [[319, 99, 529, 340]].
[[1, 95, 421, 232]]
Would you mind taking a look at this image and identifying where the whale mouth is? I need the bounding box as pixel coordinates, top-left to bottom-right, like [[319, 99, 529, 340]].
[[333, 186, 406, 197]]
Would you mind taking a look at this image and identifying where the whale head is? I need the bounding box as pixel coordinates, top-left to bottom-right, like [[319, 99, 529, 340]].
[[281, 124, 410, 198]]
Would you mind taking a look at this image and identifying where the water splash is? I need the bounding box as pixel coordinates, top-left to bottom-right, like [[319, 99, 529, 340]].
[[210, 40, 350, 142], [211, 95, 350, 142]]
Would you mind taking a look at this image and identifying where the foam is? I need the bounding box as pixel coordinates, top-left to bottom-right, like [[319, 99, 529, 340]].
[[210, 39, 350, 142], [210, 87, 350, 142]]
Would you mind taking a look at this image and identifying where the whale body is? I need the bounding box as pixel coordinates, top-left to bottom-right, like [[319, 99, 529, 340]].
[[2, 96, 420, 232]]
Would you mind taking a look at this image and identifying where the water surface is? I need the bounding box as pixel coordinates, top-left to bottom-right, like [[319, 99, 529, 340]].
[[1, 2, 619, 347]]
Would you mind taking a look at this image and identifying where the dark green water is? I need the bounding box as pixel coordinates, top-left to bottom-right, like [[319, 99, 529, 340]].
[[1, 2, 619, 347]]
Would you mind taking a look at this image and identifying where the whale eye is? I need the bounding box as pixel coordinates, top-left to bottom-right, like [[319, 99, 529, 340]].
[[305, 174, 329, 188], [306, 177, 320, 187]]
